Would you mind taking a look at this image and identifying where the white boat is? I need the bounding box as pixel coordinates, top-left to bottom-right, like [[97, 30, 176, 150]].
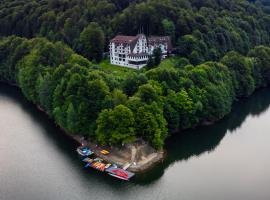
[[76, 147, 93, 156]]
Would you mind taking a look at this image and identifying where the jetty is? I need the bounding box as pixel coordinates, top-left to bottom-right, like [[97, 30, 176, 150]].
[[77, 146, 135, 181], [73, 136, 165, 173]]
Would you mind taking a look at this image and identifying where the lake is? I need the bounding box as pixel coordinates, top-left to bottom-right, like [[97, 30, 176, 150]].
[[0, 83, 270, 200]]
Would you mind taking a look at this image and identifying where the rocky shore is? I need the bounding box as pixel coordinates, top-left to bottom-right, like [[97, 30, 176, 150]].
[[73, 135, 165, 173], [34, 93, 166, 173]]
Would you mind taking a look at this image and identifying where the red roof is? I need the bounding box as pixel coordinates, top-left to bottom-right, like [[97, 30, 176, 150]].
[[110, 35, 138, 44], [110, 34, 146, 51], [110, 34, 172, 52]]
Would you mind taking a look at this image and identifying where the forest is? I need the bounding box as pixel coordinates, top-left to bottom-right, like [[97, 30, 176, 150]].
[[1, 0, 270, 149], [1, 0, 270, 63]]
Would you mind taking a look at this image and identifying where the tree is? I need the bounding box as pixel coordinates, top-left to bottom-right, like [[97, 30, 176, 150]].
[[165, 90, 197, 130], [96, 105, 136, 146], [78, 22, 105, 62], [248, 46, 270, 87], [136, 84, 158, 103], [153, 47, 162, 66], [111, 89, 128, 106], [162, 19, 175, 43], [122, 73, 148, 96], [135, 104, 167, 149], [87, 79, 110, 119], [66, 103, 77, 133], [190, 50, 204, 65], [38, 72, 54, 115], [53, 107, 66, 128], [175, 57, 190, 69], [147, 56, 155, 69], [221, 51, 255, 98], [17, 52, 45, 103], [63, 18, 79, 45]]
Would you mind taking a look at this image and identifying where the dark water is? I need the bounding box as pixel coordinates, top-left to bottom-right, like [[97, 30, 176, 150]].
[[0, 84, 270, 200]]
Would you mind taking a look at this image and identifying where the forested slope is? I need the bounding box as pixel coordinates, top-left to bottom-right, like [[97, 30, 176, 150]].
[[1, 0, 270, 149], [1, 0, 270, 63], [1, 36, 270, 149]]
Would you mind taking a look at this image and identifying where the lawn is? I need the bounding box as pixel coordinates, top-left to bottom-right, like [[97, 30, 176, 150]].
[[98, 59, 137, 77], [158, 57, 178, 69]]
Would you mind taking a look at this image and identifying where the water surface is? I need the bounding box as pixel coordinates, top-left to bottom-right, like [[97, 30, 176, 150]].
[[0, 84, 270, 200]]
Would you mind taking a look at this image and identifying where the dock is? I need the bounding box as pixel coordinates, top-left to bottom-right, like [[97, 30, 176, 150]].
[[77, 146, 135, 181]]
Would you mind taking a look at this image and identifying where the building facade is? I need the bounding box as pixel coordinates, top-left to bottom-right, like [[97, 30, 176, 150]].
[[109, 34, 172, 69]]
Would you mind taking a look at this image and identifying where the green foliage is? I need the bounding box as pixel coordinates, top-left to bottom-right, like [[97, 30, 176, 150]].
[[221, 51, 255, 98], [122, 73, 148, 96], [0, 35, 270, 149], [38, 72, 54, 115], [17, 52, 46, 103], [1, 0, 270, 150], [134, 103, 168, 149], [96, 105, 136, 146], [1, 0, 270, 66], [153, 48, 162, 66], [0, 36, 29, 83], [162, 19, 175, 43], [248, 46, 270, 87], [165, 89, 198, 130], [187, 62, 235, 121], [66, 103, 77, 133], [136, 84, 159, 104], [147, 56, 155, 69], [111, 89, 128, 106], [78, 22, 105, 62]]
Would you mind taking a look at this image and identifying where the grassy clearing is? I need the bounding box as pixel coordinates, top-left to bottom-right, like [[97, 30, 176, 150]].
[[158, 57, 179, 69], [98, 59, 137, 77], [97, 57, 180, 77]]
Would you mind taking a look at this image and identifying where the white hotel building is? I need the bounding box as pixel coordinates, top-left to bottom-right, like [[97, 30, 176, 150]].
[[109, 34, 172, 69]]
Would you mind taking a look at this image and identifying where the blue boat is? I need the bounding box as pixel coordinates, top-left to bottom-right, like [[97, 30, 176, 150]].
[[76, 146, 93, 156]]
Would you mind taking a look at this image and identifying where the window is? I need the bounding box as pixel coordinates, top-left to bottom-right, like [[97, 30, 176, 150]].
[[129, 60, 147, 65]]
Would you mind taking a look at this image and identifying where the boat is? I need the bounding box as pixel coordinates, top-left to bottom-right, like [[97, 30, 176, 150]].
[[93, 157, 103, 162], [84, 162, 92, 168], [76, 146, 93, 156], [90, 161, 106, 172], [106, 167, 135, 181], [78, 146, 135, 180], [100, 150, 110, 155], [82, 157, 92, 162], [108, 173, 129, 181], [105, 163, 111, 169]]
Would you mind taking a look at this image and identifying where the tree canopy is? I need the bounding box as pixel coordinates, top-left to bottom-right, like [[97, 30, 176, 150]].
[[1, 0, 270, 149], [1, 0, 270, 64]]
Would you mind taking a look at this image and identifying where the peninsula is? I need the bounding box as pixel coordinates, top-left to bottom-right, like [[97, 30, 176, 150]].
[[1, 0, 270, 173]]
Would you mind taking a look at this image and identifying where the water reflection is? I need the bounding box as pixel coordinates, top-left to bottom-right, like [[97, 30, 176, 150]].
[[0, 84, 136, 192], [135, 88, 270, 184], [1, 84, 270, 187]]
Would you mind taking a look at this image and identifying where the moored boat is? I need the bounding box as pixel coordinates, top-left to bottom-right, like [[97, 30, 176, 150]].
[[106, 167, 135, 181], [76, 146, 93, 156], [77, 145, 135, 180], [108, 173, 129, 181]]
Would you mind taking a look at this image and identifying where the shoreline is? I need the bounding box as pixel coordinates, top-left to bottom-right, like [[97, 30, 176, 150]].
[[35, 105, 165, 173], [72, 134, 165, 173], [4, 82, 264, 174]]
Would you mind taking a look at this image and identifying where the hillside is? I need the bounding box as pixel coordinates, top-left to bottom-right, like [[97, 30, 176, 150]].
[[1, 0, 270, 150], [1, 0, 270, 63]]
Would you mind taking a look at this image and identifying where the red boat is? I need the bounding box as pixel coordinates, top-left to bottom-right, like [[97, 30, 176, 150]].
[[106, 167, 135, 181]]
